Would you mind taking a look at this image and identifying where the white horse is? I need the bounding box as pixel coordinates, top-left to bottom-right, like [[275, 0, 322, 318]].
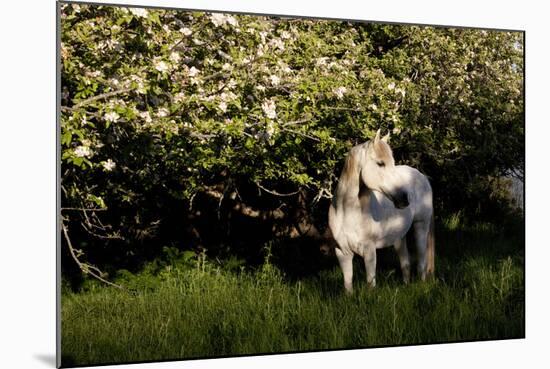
[[328, 129, 434, 292]]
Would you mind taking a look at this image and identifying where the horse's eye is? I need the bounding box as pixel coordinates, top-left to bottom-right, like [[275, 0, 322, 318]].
[[377, 161, 385, 167]]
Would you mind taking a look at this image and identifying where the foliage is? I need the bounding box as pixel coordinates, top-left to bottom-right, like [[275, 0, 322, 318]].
[[60, 4, 524, 272], [61, 216, 524, 366]]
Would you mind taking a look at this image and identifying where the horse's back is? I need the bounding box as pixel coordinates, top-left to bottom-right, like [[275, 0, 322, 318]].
[[396, 165, 432, 221]]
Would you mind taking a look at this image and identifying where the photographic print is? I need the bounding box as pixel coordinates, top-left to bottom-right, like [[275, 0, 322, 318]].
[[58, 1, 525, 367]]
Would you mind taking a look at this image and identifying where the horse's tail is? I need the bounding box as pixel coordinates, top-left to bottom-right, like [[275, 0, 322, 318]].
[[426, 212, 435, 276]]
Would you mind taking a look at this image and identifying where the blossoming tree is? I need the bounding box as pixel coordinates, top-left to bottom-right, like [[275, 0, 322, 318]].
[[60, 4, 523, 278]]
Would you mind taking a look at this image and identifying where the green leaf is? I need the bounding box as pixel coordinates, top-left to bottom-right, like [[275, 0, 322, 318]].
[[245, 138, 255, 150], [61, 131, 72, 146], [87, 194, 106, 208], [149, 12, 161, 26], [73, 157, 83, 167]]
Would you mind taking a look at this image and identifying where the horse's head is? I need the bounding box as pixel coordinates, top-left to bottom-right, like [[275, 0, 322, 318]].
[[359, 129, 409, 209]]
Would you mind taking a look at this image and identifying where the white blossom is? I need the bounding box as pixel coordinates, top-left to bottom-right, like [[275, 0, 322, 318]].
[[387, 82, 396, 90], [219, 92, 236, 102], [228, 79, 237, 89], [212, 14, 227, 27], [129, 7, 148, 18], [269, 75, 280, 86], [131, 76, 146, 94], [168, 120, 179, 135], [210, 13, 238, 27], [261, 99, 277, 119], [157, 108, 170, 117], [74, 146, 92, 158], [334, 86, 347, 99], [266, 121, 275, 137], [104, 111, 120, 123], [154, 58, 169, 73], [226, 15, 238, 26], [222, 63, 232, 71], [174, 92, 186, 103], [102, 159, 116, 172], [218, 101, 228, 112], [269, 38, 285, 51], [280, 31, 292, 40], [188, 66, 200, 77], [279, 63, 293, 74], [179, 27, 192, 36], [369, 104, 378, 111], [139, 111, 152, 123], [316, 57, 329, 66], [169, 52, 181, 63]]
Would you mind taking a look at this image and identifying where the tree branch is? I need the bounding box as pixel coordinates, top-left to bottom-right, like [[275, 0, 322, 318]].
[[189, 131, 217, 140], [282, 117, 311, 127], [71, 87, 132, 109], [203, 187, 285, 219], [61, 207, 107, 212], [282, 128, 320, 142], [256, 182, 299, 197], [61, 221, 127, 291], [320, 106, 365, 112]]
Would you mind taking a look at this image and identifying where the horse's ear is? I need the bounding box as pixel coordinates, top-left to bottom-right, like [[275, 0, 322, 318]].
[[382, 131, 390, 143], [374, 129, 382, 143]]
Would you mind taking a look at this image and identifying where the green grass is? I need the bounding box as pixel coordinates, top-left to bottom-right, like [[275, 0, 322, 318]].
[[61, 216, 524, 367]]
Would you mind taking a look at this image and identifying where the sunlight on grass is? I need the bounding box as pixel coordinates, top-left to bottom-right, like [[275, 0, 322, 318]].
[[61, 219, 524, 367]]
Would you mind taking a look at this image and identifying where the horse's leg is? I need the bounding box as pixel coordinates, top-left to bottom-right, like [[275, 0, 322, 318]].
[[335, 247, 354, 294], [394, 237, 410, 284], [413, 221, 430, 281], [362, 246, 377, 288]]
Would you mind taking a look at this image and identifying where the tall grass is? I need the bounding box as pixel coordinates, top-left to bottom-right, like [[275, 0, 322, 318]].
[[61, 216, 524, 367]]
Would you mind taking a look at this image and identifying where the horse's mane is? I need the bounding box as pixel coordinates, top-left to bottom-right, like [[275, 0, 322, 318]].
[[341, 149, 360, 184], [336, 142, 369, 201]]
